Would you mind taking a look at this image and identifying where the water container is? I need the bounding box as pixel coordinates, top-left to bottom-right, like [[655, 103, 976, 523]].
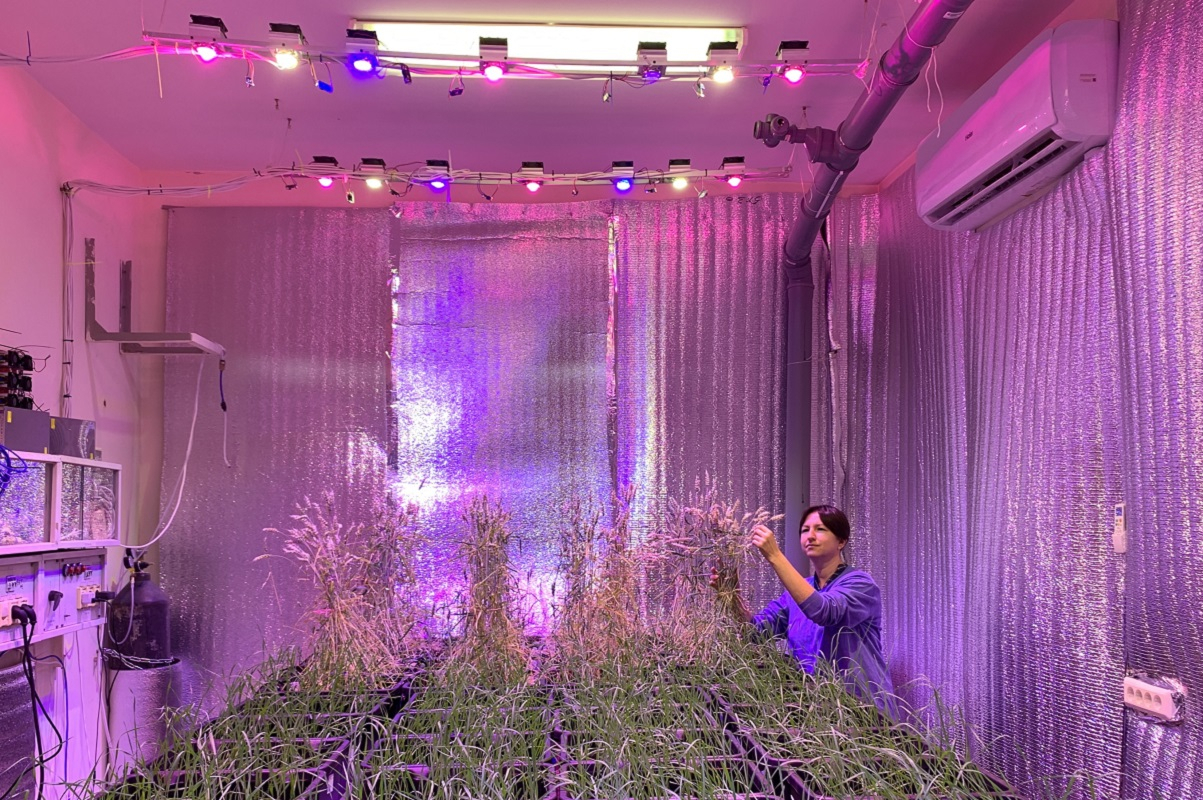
[[107, 571, 172, 666]]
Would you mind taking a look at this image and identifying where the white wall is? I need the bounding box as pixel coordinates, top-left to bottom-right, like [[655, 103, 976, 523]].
[[0, 67, 165, 556], [0, 66, 167, 796]]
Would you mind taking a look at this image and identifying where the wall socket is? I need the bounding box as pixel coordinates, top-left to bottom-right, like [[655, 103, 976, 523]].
[[1123, 675, 1183, 722]]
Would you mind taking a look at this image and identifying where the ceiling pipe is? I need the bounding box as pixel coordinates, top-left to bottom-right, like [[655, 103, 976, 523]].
[[754, 0, 978, 280]]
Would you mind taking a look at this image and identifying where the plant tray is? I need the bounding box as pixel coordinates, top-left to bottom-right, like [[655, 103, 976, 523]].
[[553, 728, 731, 764], [767, 755, 1020, 800], [367, 730, 556, 766], [361, 762, 552, 799], [109, 764, 333, 800], [549, 754, 775, 800]]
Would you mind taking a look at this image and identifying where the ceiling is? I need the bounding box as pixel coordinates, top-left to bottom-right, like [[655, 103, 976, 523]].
[[6, 0, 1088, 192]]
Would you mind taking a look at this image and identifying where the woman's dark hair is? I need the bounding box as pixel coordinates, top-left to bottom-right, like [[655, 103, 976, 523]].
[[799, 504, 851, 544]]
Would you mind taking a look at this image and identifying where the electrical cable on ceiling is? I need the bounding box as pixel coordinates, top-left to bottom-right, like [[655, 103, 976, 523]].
[[3, 42, 868, 88], [0, 45, 158, 65], [62, 156, 793, 197]]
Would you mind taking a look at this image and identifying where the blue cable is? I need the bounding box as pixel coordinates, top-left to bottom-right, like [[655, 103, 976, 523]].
[[0, 443, 28, 499]]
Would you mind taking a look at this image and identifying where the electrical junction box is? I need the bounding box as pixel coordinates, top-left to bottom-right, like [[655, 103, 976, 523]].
[[49, 416, 96, 460], [0, 408, 50, 453], [42, 554, 106, 632]]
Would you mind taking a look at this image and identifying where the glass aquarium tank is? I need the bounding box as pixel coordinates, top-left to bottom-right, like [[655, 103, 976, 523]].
[[59, 461, 119, 543], [0, 456, 52, 548]]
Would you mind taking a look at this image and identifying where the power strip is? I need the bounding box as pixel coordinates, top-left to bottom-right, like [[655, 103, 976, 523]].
[[1124, 675, 1185, 722]]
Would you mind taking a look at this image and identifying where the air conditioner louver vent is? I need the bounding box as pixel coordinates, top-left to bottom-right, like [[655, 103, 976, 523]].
[[930, 133, 1072, 225]]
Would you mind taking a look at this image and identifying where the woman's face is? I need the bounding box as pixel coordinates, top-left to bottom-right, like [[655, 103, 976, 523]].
[[800, 511, 845, 562]]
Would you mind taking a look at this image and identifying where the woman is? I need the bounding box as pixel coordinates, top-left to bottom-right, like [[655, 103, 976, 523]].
[[713, 504, 896, 716]]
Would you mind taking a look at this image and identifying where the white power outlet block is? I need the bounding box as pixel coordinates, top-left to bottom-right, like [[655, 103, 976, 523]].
[[1124, 676, 1184, 722], [0, 595, 33, 627], [76, 584, 102, 610]]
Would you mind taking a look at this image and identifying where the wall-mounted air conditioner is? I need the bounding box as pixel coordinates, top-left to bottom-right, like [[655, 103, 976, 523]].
[[915, 19, 1118, 232]]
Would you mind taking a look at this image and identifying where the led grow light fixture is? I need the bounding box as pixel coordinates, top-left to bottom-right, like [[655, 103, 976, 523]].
[[777, 40, 809, 84], [519, 161, 545, 192], [637, 41, 667, 83], [611, 160, 635, 193], [425, 159, 451, 190], [269, 22, 306, 70], [479, 37, 508, 82], [722, 156, 746, 187], [360, 157, 387, 188], [669, 158, 691, 189], [188, 15, 226, 62], [311, 155, 338, 187], [708, 41, 739, 83], [347, 29, 380, 74]]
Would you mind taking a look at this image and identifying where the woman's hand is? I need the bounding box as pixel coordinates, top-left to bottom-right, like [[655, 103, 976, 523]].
[[710, 564, 752, 624], [751, 523, 783, 562]]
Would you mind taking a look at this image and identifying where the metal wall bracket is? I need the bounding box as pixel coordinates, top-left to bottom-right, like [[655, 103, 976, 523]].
[[83, 239, 225, 358]]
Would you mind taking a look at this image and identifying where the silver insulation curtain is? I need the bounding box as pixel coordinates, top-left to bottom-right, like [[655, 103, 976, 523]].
[[161, 208, 393, 687], [615, 197, 792, 610], [161, 197, 789, 689], [1107, 0, 1203, 796], [0, 663, 36, 799], [813, 0, 1202, 796], [387, 203, 613, 632]]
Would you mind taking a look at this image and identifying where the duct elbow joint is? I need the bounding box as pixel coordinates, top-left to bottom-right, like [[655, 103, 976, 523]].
[[801, 127, 863, 172], [753, 113, 801, 148]]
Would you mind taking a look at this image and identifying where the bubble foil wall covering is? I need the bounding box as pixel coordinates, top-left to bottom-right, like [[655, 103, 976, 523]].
[[1107, 0, 1203, 796], [161, 198, 789, 687], [162, 208, 392, 695], [387, 203, 612, 632], [0, 663, 36, 799], [615, 197, 793, 610], [811, 0, 1202, 795]]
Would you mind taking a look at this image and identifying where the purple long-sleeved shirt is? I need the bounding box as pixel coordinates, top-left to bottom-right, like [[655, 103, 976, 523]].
[[752, 566, 897, 717]]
